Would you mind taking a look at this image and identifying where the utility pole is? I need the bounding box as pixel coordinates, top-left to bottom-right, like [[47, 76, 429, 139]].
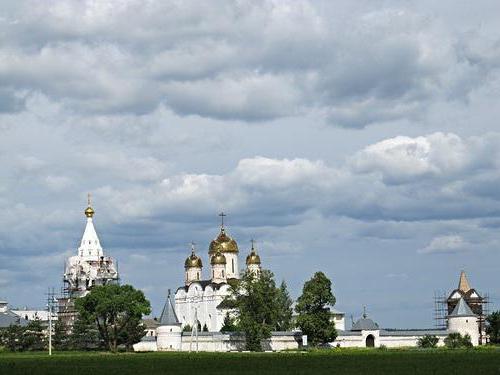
[[46, 287, 56, 356]]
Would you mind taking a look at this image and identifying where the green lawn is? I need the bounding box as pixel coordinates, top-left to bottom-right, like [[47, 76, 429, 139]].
[[1, 349, 500, 375]]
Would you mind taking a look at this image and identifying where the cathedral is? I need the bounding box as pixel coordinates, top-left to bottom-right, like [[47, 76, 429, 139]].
[[174, 213, 262, 332]]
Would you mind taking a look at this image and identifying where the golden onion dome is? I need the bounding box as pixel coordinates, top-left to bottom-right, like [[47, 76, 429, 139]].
[[209, 228, 239, 255], [84, 206, 95, 218], [246, 250, 261, 265], [185, 252, 202, 269], [210, 251, 226, 265]]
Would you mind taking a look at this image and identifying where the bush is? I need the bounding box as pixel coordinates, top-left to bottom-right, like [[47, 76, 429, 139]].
[[182, 324, 192, 332], [444, 333, 472, 349], [417, 335, 439, 348]]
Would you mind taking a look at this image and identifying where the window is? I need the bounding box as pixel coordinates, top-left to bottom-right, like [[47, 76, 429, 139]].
[[232, 259, 234, 273], [222, 270, 224, 277]]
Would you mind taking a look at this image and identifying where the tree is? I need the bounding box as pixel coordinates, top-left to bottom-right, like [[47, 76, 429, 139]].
[[75, 284, 151, 352], [220, 313, 238, 332], [486, 311, 500, 344], [224, 269, 281, 351], [22, 320, 45, 351], [275, 281, 293, 331], [69, 316, 101, 350], [2, 325, 25, 351], [182, 324, 192, 332], [202, 324, 209, 332], [444, 333, 472, 349], [417, 335, 439, 348], [295, 271, 337, 347], [52, 320, 69, 351]]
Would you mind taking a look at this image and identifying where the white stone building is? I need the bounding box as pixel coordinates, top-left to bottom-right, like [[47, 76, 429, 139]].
[[174, 217, 262, 332]]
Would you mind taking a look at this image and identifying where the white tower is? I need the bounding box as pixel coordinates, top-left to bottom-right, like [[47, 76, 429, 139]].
[[208, 212, 239, 279], [157, 290, 182, 351], [246, 239, 262, 275], [63, 195, 119, 298], [210, 251, 227, 283], [184, 243, 202, 286], [447, 297, 479, 346]]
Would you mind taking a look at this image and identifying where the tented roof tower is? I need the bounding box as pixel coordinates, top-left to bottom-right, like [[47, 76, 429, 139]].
[[160, 290, 181, 326]]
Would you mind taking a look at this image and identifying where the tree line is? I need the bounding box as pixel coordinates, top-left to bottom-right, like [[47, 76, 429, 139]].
[[2, 275, 500, 352]]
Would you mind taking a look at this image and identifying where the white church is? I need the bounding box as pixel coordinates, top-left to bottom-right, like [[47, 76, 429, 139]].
[[174, 213, 262, 333]]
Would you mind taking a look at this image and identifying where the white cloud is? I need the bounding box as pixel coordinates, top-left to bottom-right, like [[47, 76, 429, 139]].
[[418, 235, 467, 254]]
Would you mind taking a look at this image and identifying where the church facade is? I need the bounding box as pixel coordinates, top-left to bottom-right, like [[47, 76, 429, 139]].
[[174, 215, 262, 332]]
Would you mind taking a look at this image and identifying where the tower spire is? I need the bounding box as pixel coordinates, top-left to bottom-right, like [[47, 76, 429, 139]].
[[458, 270, 471, 292]]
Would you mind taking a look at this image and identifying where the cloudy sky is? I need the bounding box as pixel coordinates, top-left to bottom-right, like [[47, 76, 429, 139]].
[[1, 0, 499, 328]]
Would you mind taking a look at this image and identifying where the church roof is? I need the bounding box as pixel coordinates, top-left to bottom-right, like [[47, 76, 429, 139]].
[[78, 197, 103, 258], [159, 291, 181, 326], [351, 317, 379, 331], [449, 297, 475, 317], [0, 309, 28, 328]]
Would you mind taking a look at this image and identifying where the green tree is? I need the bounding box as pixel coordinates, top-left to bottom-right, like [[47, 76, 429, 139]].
[[444, 332, 472, 349], [69, 316, 101, 350], [52, 320, 69, 351], [75, 284, 151, 352], [2, 325, 25, 351], [417, 335, 439, 348], [486, 311, 500, 344], [22, 320, 45, 351], [295, 271, 337, 347], [119, 319, 147, 351], [220, 313, 238, 332], [182, 324, 192, 332], [224, 269, 280, 351], [275, 281, 293, 331]]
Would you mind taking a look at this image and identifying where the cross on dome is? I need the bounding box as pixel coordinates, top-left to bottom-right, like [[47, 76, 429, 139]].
[[219, 211, 226, 228]]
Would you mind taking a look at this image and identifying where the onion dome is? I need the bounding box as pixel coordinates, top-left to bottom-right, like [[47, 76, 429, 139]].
[[209, 227, 239, 255], [246, 241, 261, 265], [210, 251, 226, 265], [84, 193, 95, 218], [185, 251, 202, 269]]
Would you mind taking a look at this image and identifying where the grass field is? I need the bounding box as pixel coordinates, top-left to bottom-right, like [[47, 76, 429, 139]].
[[1, 349, 500, 375]]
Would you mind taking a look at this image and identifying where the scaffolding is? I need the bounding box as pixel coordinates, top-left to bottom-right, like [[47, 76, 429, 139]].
[[433, 289, 490, 344]]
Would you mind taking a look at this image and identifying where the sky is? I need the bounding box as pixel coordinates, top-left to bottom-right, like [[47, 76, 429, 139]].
[[1, 0, 500, 328]]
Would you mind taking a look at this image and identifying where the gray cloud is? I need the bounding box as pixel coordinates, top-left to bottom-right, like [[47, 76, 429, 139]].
[[1, 1, 500, 127]]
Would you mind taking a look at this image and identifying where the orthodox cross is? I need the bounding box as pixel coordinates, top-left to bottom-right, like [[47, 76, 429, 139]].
[[219, 211, 226, 227], [363, 305, 367, 319], [87, 192, 92, 206], [190, 241, 196, 253], [250, 239, 256, 250]]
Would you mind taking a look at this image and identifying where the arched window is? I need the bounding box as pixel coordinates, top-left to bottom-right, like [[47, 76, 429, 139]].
[[222, 270, 224, 277], [232, 259, 234, 273]]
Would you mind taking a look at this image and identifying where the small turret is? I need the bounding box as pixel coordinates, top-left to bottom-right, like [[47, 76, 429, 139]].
[[184, 243, 202, 285], [210, 251, 227, 283], [246, 239, 261, 275]]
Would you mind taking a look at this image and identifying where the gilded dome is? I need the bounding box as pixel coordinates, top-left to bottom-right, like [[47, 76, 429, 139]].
[[246, 250, 261, 265], [209, 227, 239, 254], [84, 206, 95, 218], [210, 251, 226, 265], [184, 252, 202, 268]]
